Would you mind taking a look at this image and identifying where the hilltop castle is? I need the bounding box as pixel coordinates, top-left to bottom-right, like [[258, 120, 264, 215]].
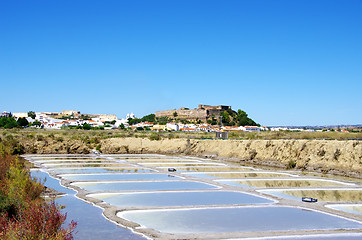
[[155, 104, 231, 122]]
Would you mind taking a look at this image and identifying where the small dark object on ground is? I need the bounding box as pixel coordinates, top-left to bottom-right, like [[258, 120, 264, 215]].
[[302, 197, 318, 203], [168, 168, 177, 172]]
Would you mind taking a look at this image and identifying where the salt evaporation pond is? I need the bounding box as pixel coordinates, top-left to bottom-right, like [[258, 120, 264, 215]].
[[259, 189, 362, 202], [119, 206, 362, 234], [217, 179, 354, 188], [34, 160, 114, 164], [26, 153, 362, 239], [52, 167, 156, 174], [140, 162, 226, 167], [159, 166, 255, 172], [30, 169, 145, 240], [43, 163, 133, 168], [126, 159, 201, 163], [326, 204, 362, 216], [71, 180, 219, 192], [184, 171, 297, 179], [88, 191, 274, 207], [60, 173, 181, 181]]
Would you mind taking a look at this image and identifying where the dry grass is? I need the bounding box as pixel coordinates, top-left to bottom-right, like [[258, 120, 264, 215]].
[[1, 128, 361, 144]]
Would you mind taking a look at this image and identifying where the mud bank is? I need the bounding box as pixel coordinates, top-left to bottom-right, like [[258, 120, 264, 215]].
[[101, 138, 362, 178]]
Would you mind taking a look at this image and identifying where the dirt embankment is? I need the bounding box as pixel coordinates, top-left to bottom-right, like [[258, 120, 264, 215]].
[[101, 138, 362, 178], [17, 134, 361, 178]]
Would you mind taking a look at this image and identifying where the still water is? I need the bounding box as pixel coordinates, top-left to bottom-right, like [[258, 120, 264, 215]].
[[52, 167, 156, 174], [71, 180, 219, 192], [259, 189, 362, 202], [60, 173, 182, 181], [88, 191, 274, 207], [30, 169, 145, 240], [119, 206, 362, 234], [217, 179, 353, 188]]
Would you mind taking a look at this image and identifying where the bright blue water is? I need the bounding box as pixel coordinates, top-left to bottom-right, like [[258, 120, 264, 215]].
[[89, 191, 274, 207], [120, 206, 362, 234], [61, 173, 181, 181], [52, 168, 156, 174], [30, 169, 145, 240], [73, 181, 219, 192]]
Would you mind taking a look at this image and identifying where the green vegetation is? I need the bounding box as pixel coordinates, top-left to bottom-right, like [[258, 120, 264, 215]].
[[0, 117, 19, 129], [128, 113, 156, 125], [149, 132, 161, 141], [0, 136, 76, 239], [220, 109, 259, 126], [27, 111, 36, 119]]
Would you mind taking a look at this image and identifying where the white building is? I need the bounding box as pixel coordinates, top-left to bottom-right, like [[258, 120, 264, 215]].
[[166, 123, 180, 131]]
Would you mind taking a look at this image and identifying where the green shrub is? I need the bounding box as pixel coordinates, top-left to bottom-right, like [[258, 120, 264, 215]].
[[286, 160, 297, 169], [149, 133, 161, 141]]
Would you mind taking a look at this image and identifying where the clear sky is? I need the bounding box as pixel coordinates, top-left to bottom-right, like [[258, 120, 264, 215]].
[[1, 0, 361, 126]]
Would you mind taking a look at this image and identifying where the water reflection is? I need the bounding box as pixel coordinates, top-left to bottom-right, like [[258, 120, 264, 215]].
[[218, 179, 352, 188], [141, 162, 226, 167], [60, 173, 181, 181], [326, 204, 362, 216], [167, 166, 254, 172], [72, 180, 219, 192], [37, 160, 115, 164], [260, 189, 362, 202], [185, 172, 296, 179], [43, 163, 133, 168], [119, 206, 362, 234], [88, 191, 274, 207], [30, 169, 145, 240], [52, 168, 155, 174]]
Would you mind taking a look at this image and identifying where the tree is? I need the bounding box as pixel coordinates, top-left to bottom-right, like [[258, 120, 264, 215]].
[[82, 123, 91, 130], [120, 123, 125, 129], [141, 114, 156, 122], [236, 109, 259, 126], [17, 117, 29, 127], [173, 111, 178, 118], [220, 111, 231, 126], [27, 111, 36, 119], [0, 117, 18, 129], [80, 114, 91, 120], [32, 120, 42, 127], [128, 118, 142, 125]]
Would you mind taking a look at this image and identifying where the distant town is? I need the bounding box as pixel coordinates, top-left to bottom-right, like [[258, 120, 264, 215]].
[[0, 104, 360, 133]]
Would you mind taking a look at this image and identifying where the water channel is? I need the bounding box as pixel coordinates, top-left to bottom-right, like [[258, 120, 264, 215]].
[[27, 154, 362, 239]]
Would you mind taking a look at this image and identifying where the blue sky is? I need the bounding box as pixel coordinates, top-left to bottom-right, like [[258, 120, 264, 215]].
[[1, 0, 361, 126]]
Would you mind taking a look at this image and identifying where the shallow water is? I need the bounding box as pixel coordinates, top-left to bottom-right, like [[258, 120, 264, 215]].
[[217, 179, 353, 188], [27, 154, 362, 239], [37, 160, 116, 164], [119, 206, 362, 234], [72, 180, 219, 192], [184, 172, 297, 179], [60, 173, 181, 181], [232, 233, 362, 239], [30, 169, 145, 240], [259, 189, 362, 202], [52, 167, 156, 174], [43, 163, 133, 168], [88, 191, 274, 207], [126, 159, 201, 163], [140, 162, 226, 167], [326, 204, 362, 216]]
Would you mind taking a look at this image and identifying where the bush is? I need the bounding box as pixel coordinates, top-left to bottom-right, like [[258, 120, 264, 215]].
[[149, 133, 161, 141], [96, 144, 101, 152], [286, 160, 297, 169], [0, 144, 77, 239]]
